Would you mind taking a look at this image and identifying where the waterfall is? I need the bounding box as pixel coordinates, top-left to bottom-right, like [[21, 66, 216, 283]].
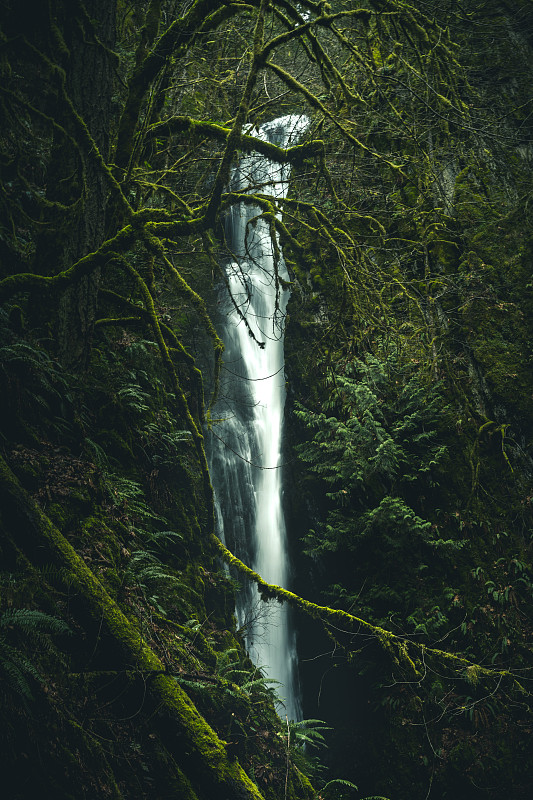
[[209, 114, 307, 722]]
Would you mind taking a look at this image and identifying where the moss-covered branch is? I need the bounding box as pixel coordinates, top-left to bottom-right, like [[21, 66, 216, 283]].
[[266, 59, 408, 177], [0, 204, 208, 304], [0, 453, 265, 800], [114, 0, 244, 174], [204, 1, 268, 226], [211, 534, 532, 692], [136, 228, 224, 408], [0, 225, 136, 304], [146, 115, 323, 165], [98, 287, 197, 367]]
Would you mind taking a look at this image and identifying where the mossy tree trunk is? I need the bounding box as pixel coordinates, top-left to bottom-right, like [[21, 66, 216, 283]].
[[32, 0, 116, 370], [0, 453, 274, 800]]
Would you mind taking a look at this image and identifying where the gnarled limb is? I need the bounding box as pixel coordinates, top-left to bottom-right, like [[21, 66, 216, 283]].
[[0, 225, 136, 304], [0, 453, 266, 800], [114, 0, 244, 174], [146, 115, 323, 165], [211, 534, 532, 693]]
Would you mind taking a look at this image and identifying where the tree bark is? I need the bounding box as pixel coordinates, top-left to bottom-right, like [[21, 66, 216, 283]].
[[31, 1, 117, 370], [0, 453, 266, 800]]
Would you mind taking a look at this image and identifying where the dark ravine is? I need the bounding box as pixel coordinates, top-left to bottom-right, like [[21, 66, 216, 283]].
[[1, 2, 533, 799]]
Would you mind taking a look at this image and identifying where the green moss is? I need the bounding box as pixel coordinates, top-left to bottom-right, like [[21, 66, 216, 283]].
[[211, 533, 525, 693], [0, 455, 269, 800], [428, 238, 459, 271], [151, 746, 200, 800], [46, 502, 70, 531]]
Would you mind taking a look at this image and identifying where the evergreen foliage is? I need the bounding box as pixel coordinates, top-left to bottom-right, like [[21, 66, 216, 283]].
[[294, 350, 463, 630], [0, 608, 70, 703], [0, 0, 532, 798]]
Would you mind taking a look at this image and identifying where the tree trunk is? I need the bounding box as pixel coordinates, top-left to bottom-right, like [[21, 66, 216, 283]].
[[0, 453, 267, 800], [33, 1, 116, 370]]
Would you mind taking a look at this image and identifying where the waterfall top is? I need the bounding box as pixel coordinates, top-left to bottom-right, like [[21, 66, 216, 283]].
[[257, 114, 309, 148]]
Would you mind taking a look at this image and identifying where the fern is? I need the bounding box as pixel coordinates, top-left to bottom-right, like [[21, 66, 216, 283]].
[[295, 352, 452, 554], [174, 676, 217, 695], [288, 718, 331, 750], [215, 648, 240, 677], [296, 354, 447, 510], [123, 541, 199, 619], [144, 529, 184, 551], [240, 675, 278, 701], [0, 331, 72, 435], [84, 437, 109, 467], [117, 383, 150, 416], [124, 549, 195, 592], [0, 608, 71, 637], [0, 641, 42, 700], [105, 474, 164, 524], [141, 411, 193, 467], [213, 649, 278, 701], [319, 778, 359, 798], [0, 608, 70, 703]]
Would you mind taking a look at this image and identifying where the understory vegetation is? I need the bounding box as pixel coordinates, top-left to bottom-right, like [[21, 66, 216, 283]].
[[1, 1, 532, 799]]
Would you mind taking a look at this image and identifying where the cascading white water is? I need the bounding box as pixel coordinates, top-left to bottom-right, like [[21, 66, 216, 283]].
[[209, 115, 307, 721]]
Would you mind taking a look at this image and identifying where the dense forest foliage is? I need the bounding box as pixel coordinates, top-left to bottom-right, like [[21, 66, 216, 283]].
[[0, 1, 532, 798]]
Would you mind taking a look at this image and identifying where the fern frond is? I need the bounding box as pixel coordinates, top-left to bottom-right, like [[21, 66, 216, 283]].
[[0, 608, 71, 636], [288, 718, 331, 750], [0, 647, 40, 700], [320, 778, 359, 797]]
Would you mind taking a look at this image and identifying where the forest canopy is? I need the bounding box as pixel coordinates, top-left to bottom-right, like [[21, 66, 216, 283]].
[[1, 1, 533, 799]]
